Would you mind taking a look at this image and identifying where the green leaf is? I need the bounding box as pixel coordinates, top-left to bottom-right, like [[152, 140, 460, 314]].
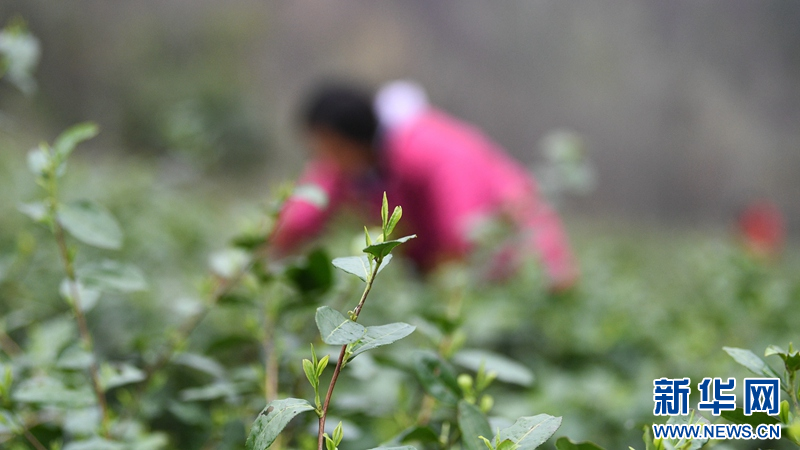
[[315, 306, 366, 345], [128, 434, 170, 450], [303, 359, 317, 388], [62, 437, 125, 450], [555, 437, 605, 450], [17, 201, 48, 222], [285, 248, 334, 298], [100, 362, 146, 391], [12, 376, 95, 407], [333, 422, 344, 445], [556, 436, 603, 450], [209, 248, 250, 279], [78, 260, 147, 293], [27, 144, 51, 175], [317, 354, 329, 378], [332, 254, 392, 282], [453, 349, 534, 387], [59, 279, 102, 312], [386, 206, 402, 236], [723, 347, 781, 378], [173, 353, 227, 380], [720, 407, 780, 427], [643, 426, 656, 450], [246, 398, 315, 450], [180, 381, 238, 402], [27, 317, 75, 366], [780, 400, 790, 424], [412, 351, 461, 405], [54, 122, 99, 159], [665, 411, 709, 450], [349, 322, 416, 358], [62, 407, 101, 437], [764, 345, 788, 358], [364, 227, 373, 247], [58, 199, 123, 249], [458, 400, 493, 450], [381, 192, 389, 230], [389, 426, 440, 445], [498, 415, 562, 450], [363, 235, 416, 259], [56, 345, 94, 370], [292, 183, 329, 209], [497, 440, 519, 450], [765, 345, 800, 372], [231, 232, 269, 251]]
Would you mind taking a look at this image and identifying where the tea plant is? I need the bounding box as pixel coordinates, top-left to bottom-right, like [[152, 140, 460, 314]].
[[7, 123, 161, 448], [2, 22, 799, 449], [246, 194, 419, 450], [722, 343, 800, 446], [1, 122, 340, 448], [245, 195, 571, 450]]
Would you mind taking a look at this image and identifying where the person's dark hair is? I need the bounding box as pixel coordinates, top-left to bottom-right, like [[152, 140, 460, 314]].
[[301, 82, 378, 147]]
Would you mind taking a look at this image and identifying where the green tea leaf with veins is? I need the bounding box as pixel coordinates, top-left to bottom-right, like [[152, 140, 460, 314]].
[[246, 398, 315, 450], [458, 400, 493, 450], [349, 322, 416, 358], [723, 347, 781, 378], [332, 254, 392, 282], [498, 415, 562, 450], [720, 408, 779, 427], [363, 235, 416, 259], [315, 306, 366, 345], [58, 199, 123, 250]]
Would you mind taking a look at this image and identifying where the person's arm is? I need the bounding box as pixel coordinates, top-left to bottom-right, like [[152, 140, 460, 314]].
[[271, 160, 344, 255]]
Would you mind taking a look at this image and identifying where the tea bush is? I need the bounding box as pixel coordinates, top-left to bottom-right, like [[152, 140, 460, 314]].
[[1, 19, 799, 450]]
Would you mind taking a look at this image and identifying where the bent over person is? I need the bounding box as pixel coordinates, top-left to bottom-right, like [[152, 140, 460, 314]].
[[271, 80, 578, 291]]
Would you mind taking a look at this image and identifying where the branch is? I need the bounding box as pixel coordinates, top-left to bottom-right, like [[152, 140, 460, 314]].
[[317, 257, 382, 450], [46, 173, 110, 436]]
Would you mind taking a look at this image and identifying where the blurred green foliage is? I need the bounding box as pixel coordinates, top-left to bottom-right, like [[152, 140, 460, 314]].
[[0, 123, 798, 449], [1, 18, 798, 449]]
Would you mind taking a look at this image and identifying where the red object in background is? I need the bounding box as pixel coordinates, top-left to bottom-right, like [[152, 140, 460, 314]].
[[737, 200, 785, 258]]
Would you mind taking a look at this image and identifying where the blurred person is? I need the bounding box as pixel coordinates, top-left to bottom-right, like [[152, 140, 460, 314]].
[[271, 80, 577, 291], [736, 199, 785, 260]]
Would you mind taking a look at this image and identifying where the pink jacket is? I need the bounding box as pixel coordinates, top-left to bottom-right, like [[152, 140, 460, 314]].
[[273, 109, 577, 288]]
